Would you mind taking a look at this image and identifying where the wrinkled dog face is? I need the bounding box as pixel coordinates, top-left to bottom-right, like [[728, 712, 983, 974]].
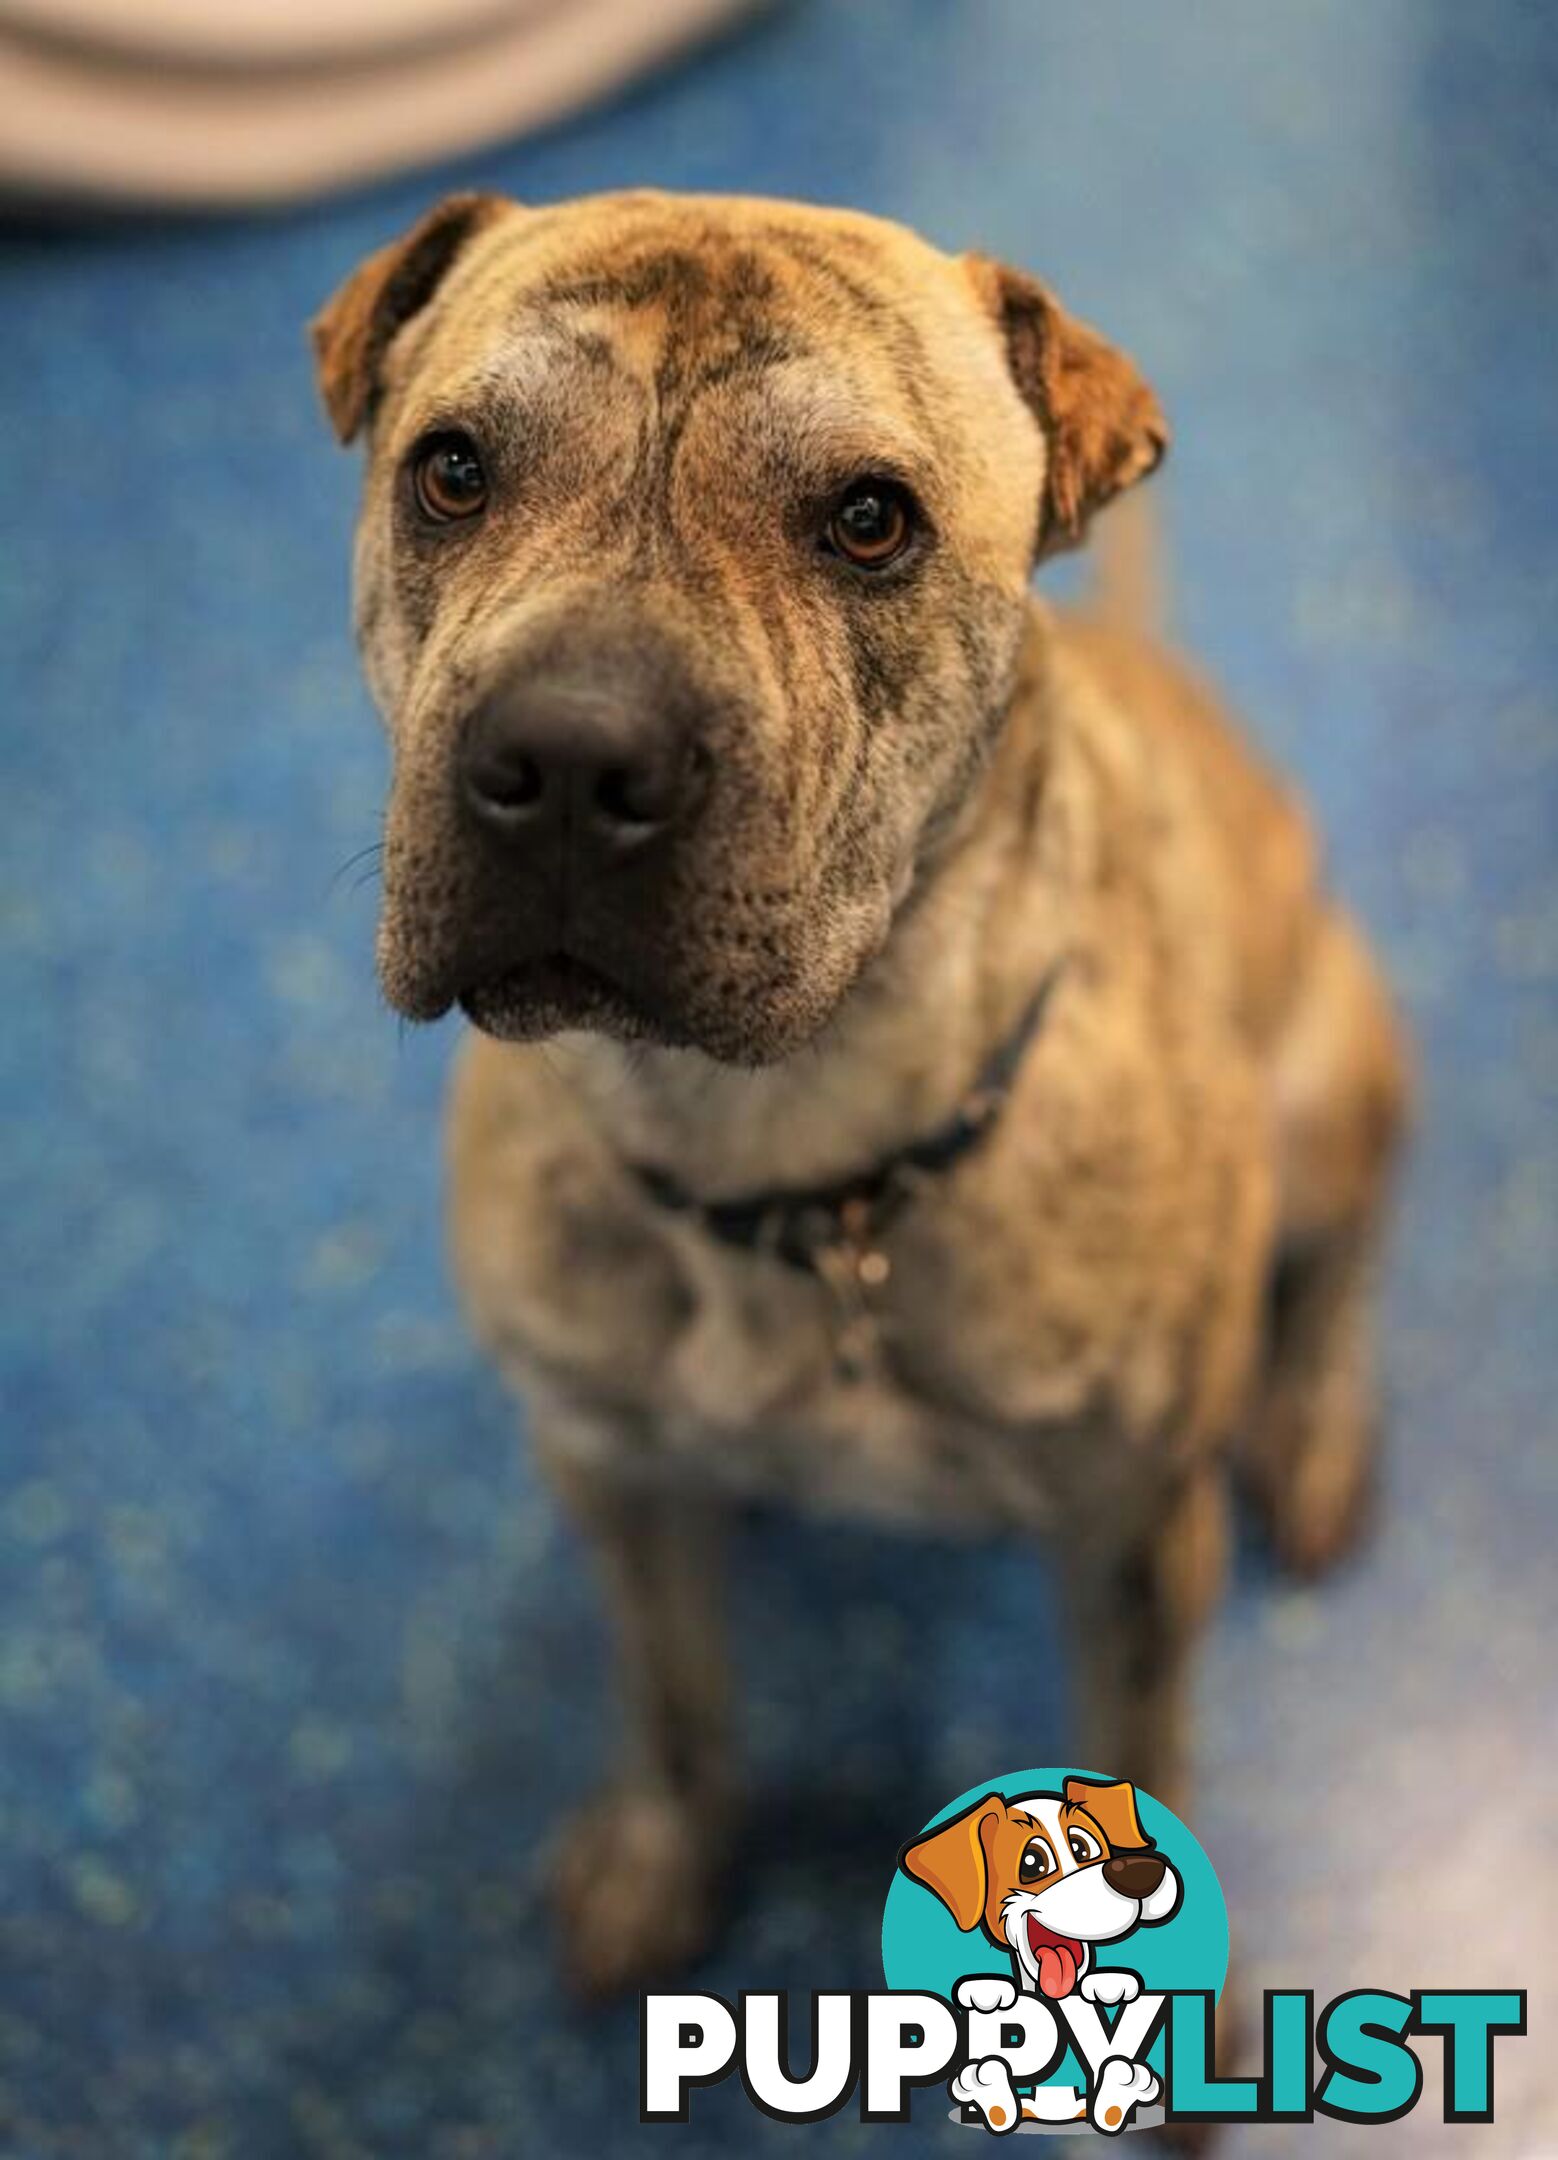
[[313, 190, 1164, 1063]]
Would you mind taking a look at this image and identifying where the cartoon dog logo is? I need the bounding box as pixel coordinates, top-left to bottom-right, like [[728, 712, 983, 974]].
[[900, 1776, 1181, 2133]]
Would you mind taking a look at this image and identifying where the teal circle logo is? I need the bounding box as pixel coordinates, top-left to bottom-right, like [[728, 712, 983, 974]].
[[882, 1768, 1227, 2127]]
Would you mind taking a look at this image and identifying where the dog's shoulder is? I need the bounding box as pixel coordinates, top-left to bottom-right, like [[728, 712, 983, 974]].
[[1042, 608, 1323, 1048]]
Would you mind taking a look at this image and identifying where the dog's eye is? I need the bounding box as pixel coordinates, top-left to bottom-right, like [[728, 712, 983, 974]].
[[825, 480, 914, 569], [1068, 1828, 1102, 1864], [1018, 1837, 1055, 1883], [411, 432, 488, 523]]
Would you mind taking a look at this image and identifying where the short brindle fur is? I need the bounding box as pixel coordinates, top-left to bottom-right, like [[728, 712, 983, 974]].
[[314, 189, 1411, 1995]]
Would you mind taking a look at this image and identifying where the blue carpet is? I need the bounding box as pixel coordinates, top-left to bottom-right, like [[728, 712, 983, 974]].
[[1, 3, 1555, 2154]]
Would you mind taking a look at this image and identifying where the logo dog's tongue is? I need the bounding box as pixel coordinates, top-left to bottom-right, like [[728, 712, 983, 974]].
[[1027, 1915, 1081, 1999]]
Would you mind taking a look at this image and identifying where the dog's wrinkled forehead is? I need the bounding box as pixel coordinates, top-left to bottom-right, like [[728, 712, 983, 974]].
[[317, 186, 1169, 580], [377, 193, 1035, 559]]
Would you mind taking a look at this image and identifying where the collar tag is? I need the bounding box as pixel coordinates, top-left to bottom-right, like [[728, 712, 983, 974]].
[[627, 954, 1069, 1385]]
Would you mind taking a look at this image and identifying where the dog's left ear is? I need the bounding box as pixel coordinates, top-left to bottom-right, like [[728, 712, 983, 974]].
[[311, 191, 512, 445], [964, 256, 1168, 561], [1065, 1776, 1152, 1851]]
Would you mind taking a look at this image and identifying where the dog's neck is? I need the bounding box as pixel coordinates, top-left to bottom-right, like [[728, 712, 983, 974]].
[[550, 611, 1078, 1200]]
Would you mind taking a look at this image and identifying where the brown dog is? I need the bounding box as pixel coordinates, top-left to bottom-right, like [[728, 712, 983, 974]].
[[312, 188, 1410, 1995]]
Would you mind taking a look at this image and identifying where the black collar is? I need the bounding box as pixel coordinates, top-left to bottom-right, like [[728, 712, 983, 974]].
[[628, 955, 1068, 1284]]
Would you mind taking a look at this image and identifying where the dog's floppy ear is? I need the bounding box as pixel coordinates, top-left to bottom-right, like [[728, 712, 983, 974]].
[[965, 255, 1168, 560], [311, 191, 511, 445], [1065, 1775, 1153, 1851], [900, 1793, 1004, 1932]]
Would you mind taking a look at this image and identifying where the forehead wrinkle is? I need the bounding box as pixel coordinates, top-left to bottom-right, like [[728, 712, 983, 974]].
[[713, 359, 941, 484], [516, 223, 915, 354], [752, 225, 937, 427], [505, 276, 806, 402], [395, 319, 623, 445], [507, 309, 931, 502], [398, 275, 944, 535], [476, 220, 947, 444]]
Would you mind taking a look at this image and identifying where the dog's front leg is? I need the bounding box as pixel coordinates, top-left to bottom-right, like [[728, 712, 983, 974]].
[[1055, 1465, 1228, 1818], [536, 1411, 735, 1996]]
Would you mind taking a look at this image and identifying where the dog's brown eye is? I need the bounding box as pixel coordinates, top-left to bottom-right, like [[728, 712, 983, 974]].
[[826, 480, 913, 568], [412, 432, 487, 523], [1068, 1828, 1102, 1864], [1019, 1837, 1055, 1883]]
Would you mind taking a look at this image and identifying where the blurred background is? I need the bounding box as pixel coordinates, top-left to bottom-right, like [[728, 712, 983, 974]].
[[1, 3, 1555, 2154]]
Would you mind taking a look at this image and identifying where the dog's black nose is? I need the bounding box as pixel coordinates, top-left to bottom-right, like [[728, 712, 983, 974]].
[[460, 668, 707, 854], [1103, 1852, 1166, 1900]]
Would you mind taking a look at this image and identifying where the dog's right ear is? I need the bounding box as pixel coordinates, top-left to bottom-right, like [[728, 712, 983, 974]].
[[900, 1794, 1004, 1933], [311, 192, 511, 445]]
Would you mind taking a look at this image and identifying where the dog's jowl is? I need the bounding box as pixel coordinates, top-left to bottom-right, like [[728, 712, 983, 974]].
[[314, 188, 1411, 1994]]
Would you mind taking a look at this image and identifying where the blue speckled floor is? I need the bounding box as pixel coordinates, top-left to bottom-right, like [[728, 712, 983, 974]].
[[2, 4, 1555, 2154]]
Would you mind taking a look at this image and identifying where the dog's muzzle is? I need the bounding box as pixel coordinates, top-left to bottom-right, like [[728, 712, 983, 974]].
[[412, 615, 730, 1040]]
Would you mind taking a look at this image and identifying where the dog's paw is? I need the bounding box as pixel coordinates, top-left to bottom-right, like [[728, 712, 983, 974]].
[[955, 1974, 1018, 2016], [550, 1787, 724, 1999], [1080, 1968, 1141, 2008], [951, 2055, 1021, 2133], [1091, 2056, 1159, 2133]]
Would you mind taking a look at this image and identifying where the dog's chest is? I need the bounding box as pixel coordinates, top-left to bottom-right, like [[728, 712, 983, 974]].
[[450, 1001, 1265, 1530], [629, 1195, 1154, 1534]]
